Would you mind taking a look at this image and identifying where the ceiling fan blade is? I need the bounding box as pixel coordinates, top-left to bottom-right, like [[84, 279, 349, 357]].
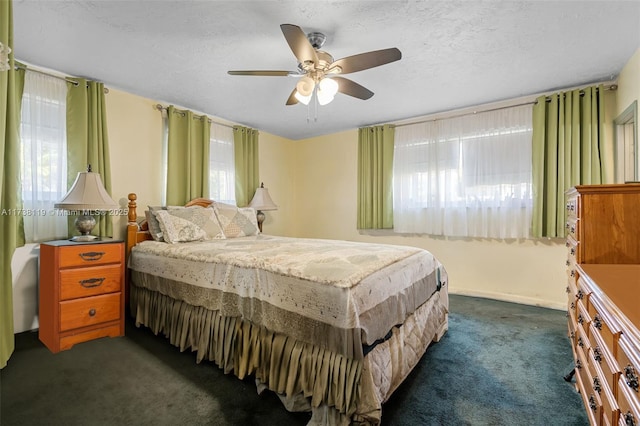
[[330, 48, 402, 74], [286, 88, 299, 106], [228, 70, 293, 76], [332, 76, 374, 100], [280, 24, 318, 66]]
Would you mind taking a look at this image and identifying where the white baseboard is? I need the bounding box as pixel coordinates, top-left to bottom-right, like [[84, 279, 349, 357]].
[[449, 288, 566, 311]]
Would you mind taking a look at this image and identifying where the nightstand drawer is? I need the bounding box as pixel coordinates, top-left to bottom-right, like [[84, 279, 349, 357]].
[[60, 293, 121, 331], [60, 264, 122, 300], [58, 243, 122, 268]]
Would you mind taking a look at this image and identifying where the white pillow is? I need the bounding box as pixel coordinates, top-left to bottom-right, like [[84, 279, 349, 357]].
[[155, 207, 225, 243], [166, 206, 225, 239], [213, 205, 259, 238]]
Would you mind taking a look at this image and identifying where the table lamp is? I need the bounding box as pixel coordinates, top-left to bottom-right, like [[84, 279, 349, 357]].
[[249, 182, 278, 233], [54, 165, 118, 241]]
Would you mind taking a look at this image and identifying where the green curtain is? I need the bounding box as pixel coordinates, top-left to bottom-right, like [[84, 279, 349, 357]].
[[166, 105, 211, 205], [532, 85, 609, 238], [357, 124, 394, 229], [1, 0, 26, 369], [66, 78, 113, 237], [233, 125, 259, 207]]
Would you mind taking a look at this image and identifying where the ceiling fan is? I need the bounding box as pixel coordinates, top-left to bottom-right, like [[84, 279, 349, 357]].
[[228, 24, 402, 106]]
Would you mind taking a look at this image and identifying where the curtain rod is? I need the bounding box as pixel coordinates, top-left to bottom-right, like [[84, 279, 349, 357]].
[[15, 63, 109, 93], [394, 100, 536, 128], [154, 104, 234, 129], [388, 83, 618, 129]]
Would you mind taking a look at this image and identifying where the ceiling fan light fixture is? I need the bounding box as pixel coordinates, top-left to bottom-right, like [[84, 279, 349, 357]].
[[296, 76, 315, 96], [294, 90, 312, 105], [316, 90, 335, 106], [316, 77, 338, 105], [318, 78, 338, 97]]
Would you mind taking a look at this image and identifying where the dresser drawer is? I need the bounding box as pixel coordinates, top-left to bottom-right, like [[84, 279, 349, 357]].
[[60, 293, 121, 332], [566, 196, 578, 218], [601, 383, 619, 426], [617, 337, 640, 399], [566, 217, 579, 242], [590, 342, 621, 399], [588, 297, 622, 357], [58, 243, 122, 268], [566, 236, 579, 270], [578, 348, 603, 425], [617, 374, 640, 426], [60, 264, 122, 300], [577, 299, 591, 335], [576, 321, 589, 360]]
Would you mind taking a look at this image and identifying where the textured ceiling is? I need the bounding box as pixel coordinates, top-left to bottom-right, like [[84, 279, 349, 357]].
[[12, 0, 640, 140]]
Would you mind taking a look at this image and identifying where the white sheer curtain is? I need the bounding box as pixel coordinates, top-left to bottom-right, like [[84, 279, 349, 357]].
[[393, 104, 533, 238], [209, 123, 236, 205], [20, 71, 68, 242]]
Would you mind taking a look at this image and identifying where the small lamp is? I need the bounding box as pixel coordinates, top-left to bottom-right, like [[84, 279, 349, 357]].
[[54, 165, 118, 242], [249, 182, 278, 233]]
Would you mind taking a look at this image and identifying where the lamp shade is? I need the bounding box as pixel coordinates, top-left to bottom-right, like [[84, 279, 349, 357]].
[[55, 169, 117, 211], [249, 183, 278, 211]]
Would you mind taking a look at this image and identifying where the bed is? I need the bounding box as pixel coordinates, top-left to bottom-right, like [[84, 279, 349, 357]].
[[124, 193, 449, 425]]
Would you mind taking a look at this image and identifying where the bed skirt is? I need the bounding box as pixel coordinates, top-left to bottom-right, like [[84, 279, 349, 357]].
[[130, 277, 448, 425]]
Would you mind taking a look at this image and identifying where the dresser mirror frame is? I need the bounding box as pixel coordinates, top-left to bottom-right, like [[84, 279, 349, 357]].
[[615, 100, 638, 182]]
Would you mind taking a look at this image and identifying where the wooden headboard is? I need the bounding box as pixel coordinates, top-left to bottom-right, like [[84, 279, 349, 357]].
[[126, 193, 153, 260]]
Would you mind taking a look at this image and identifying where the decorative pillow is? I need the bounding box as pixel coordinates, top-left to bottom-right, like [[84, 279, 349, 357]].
[[214, 205, 259, 238], [164, 206, 225, 240], [155, 210, 208, 244], [146, 206, 166, 241]]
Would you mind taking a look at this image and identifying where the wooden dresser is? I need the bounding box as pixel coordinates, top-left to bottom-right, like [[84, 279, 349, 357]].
[[39, 239, 125, 353], [565, 184, 640, 425]]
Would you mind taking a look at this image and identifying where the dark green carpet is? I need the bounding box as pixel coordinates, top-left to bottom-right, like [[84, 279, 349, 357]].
[[1, 295, 587, 425]]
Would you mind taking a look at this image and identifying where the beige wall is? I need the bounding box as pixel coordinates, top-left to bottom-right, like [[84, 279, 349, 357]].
[[255, 132, 296, 237], [106, 89, 164, 240], [616, 48, 640, 116]]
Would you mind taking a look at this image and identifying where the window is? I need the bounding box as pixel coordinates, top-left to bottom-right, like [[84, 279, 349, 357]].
[[209, 123, 235, 204], [20, 71, 68, 242], [393, 104, 533, 239]]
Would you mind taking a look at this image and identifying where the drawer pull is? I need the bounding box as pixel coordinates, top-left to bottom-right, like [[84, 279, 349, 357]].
[[578, 337, 584, 348], [578, 314, 584, 325], [570, 247, 575, 256], [593, 347, 602, 364], [570, 331, 575, 339], [570, 270, 576, 277], [576, 359, 582, 370], [89, 308, 96, 317], [593, 377, 601, 394], [565, 241, 570, 248], [624, 365, 639, 392], [592, 315, 602, 330], [565, 259, 570, 266], [570, 302, 575, 310], [79, 278, 105, 288], [577, 290, 584, 300], [588, 394, 597, 411], [79, 251, 105, 261], [624, 411, 636, 426]]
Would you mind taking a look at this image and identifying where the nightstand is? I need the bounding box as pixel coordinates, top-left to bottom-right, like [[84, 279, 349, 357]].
[[38, 239, 125, 353]]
